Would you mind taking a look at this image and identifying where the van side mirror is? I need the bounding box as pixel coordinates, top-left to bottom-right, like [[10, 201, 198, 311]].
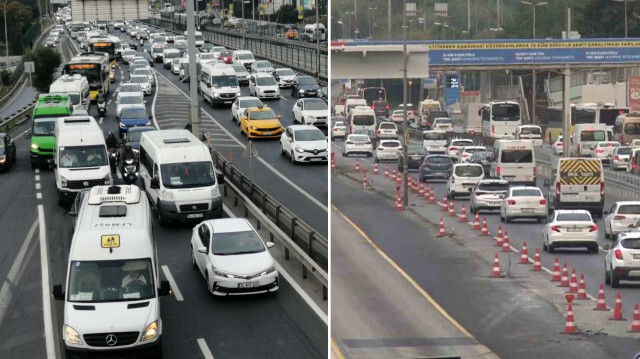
[[150, 176, 160, 189], [216, 173, 224, 184], [52, 284, 64, 300], [25, 131, 32, 139], [158, 280, 171, 296], [48, 159, 57, 169]]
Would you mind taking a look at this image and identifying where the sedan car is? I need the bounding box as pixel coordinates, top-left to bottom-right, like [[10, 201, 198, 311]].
[[124, 126, 157, 156], [374, 140, 402, 163], [500, 186, 547, 223], [397, 145, 427, 171], [273, 68, 296, 88], [250, 60, 275, 74], [239, 106, 283, 139], [116, 94, 145, 120], [0, 133, 17, 171], [249, 73, 280, 100], [604, 232, 640, 287], [544, 210, 599, 254], [218, 50, 234, 64], [390, 110, 404, 123], [122, 49, 137, 64], [230, 64, 251, 86], [594, 141, 621, 164], [291, 76, 320, 98], [292, 98, 328, 126], [231, 96, 263, 125], [376, 122, 398, 139], [191, 218, 279, 296], [604, 201, 640, 239], [331, 118, 347, 139], [447, 163, 484, 199], [280, 125, 328, 163], [459, 146, 486, 163], [353, 129, 377, 149], [612, 146, 631, 171], [132, 67, 155, 87], [118, 106, 151, 137], [45, 37, 57, 47], [470, 179, 509, 213], [129, 74, 152, 95], [552, 135, 564, 155], [419, 155, 453, 182], [342, 134, 373, 157]]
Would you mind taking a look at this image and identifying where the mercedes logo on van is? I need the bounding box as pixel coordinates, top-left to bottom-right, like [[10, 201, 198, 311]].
[[105, 334, 117, 346], [83, 181, 89, 187]]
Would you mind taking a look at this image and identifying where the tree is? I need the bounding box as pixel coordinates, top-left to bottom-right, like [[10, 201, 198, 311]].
[[24, 46, 61, 92], [2, 1, 34, 54], [274, 4, 298, 24]]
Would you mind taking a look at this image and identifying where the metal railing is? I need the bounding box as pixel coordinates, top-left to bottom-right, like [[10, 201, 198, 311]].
[[0, 98, 36, 132]]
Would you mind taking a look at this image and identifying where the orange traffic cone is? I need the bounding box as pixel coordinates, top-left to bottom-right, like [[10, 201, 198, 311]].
[[492, 253, 501, 278], [449, 201, 455, 217], [459, 205, 468, 222], [611, 292, 626, 320], [473, 212, 481, 230], [497, 226, 503, 240], [391, 169, 397, 182], [384, 165, 389, 178], [396, 172, 402, 185], [355, 159, 360, 173], [564, 303, 577, 334], [532, 248, 542, 271], [576, 274, 588, 300], [559, 262, 570, 287], [331, 154, 336, 171], [424, 185, 430, 199], [481, 217, 489, 236], [441, 194, 448, 212], [429, 188, 436, 204], [595, 283, 608, 310], [438, 217, 446, 237], [362, 169, 368, 187], [502, 231, 510, 252], [551, 257, 561, 281], [419, 183, 425, 198], [568, 268, 578, 293], [374, 163, 379, 175], [496, 229, 505, 247], [520, 241, 529, 264], [630, 304, 640, 332], [396, 192, 403, 211]]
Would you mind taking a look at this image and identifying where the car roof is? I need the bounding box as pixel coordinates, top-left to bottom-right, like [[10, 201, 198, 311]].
[[453, 163, 482, 168], [510, 186, 541, 191], [553, 209, 591, 214], [478, 179, 508, 184], [205, 218, 254, 234], [615, 201, 640, 205]]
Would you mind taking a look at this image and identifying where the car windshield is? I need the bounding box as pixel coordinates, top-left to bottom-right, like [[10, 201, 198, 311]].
[[477, 182, 509, 191], [120, 84, 141, 93], [556, 213, 592, 221], [238, 53, 254, 60], [256, 77, 277, 86], [130, 77, 148, 84], [618, 205, 640, 214], [305, 100, 327, 110], [165, 52, 179, 59], [297, 77, 317, 85], [511, 189, 541, 197], [58, 145, 108, 168], [379, 123, 396, 130], [67, 259, 155, 303], [249, 110, 276, 120], [211, 231, 265, 255], [295, 129, 325, 141], [277, 69, 295, 76], [580, 130, 606, 141], [160, 161, 216, 188], [121, 108, 147, 119], [124, 50, 135, 56], [472, 152, 491, 160], [501, 150, 533, 163], [381, 141, 399, 148], [128, 129, 155, 142], [134, 69, 150, 76], [68, 93, 81, 105], [119, 96, 143, 105], [621, 238, 640, 249], [256, 61, 271, 68], [408, 145, 426, 154], [455, 165, 482, 177], [423, 132, 447, 140], [212, 75, 238, 87], [426, 156, 451, 164], [520, 127, 542, 135], [33, 118, 56, 135], [231, 65, 247, 73], [452, 141, 473, 147], [349, 135, 369, 142], [617, 147, 632, 155]]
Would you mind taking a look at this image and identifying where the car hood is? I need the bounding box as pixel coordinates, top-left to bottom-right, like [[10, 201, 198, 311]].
[[65, 299, 157, 335], [257, 85, 279, 91], [296, 140, 327, 151], [298, 84, 319, 91], [247, 119, 282, 129], [303, 109, 327, 118], [32, 135, 56, 151], [211, 251, 274, 275]]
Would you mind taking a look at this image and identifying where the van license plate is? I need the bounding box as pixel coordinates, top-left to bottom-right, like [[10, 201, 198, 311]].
[[238, 282, 260, 288], [521, 208, 535, 213], [187, 213, 204, 219]]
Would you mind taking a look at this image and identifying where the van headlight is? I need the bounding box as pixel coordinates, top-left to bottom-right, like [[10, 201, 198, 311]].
[[295, 145, 304, 153], [104, 174, 111, 185], [30, 143, 39, 150], [0, 155, 5, 163], [141, 321, 158, 342], [64, 325, 82, 345], [61, 176, 68, 188], [211, 186, 220, 198], [212, 93, 219, 98], [145, 121, 151, 126], [160, 188, 174, 200], [299, 89, 304, 93]]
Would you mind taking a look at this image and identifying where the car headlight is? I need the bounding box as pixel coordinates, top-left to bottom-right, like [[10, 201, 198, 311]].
[[213, 267, 236, 278], [31, 143, 39, 150], [64, 325, 82, 345], [308, 115, 316, 120], [0, 155, 5, 163], [299, 89, 304, 93], [263, 265, 276, 275], [141, 321, 158, 342], [295, 145, 304, 153], [212, 93, 219, 98], [104, 174, 111, 185], [60, 176, 68, 188], [119, 122, 126, 128], [250, 126, 258, 130], [160, 188, 174, 200]]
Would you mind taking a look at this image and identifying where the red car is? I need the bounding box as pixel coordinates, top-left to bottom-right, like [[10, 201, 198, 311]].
[[219, 50, 233, 64]]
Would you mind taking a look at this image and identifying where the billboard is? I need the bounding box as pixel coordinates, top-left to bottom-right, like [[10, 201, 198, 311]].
[[629, 75, 640, 111], [71, 0, 148, 22]]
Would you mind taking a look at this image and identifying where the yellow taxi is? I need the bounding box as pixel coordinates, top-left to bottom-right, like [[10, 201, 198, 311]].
[[285, 25, 299, 39], [240, 106, 283, 139]]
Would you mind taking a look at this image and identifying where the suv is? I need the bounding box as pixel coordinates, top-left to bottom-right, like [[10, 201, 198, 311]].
[[372, 100, 389, 117], [605, 232, 640, 287]]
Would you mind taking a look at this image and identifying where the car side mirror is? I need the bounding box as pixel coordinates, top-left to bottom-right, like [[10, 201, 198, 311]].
[[52, 284, 64, 300], [206, 83, 211, 88], [197, 246, 207, 254], [25, 131, 32, 139], [277, 115, 282, 119], [216, 173, 224, 184], [158, 280, 171, 296], [150, 176, 160, 189], [603, 244, 611, 251], [266, 242, 275, 249], [149, 114, 153, 119]]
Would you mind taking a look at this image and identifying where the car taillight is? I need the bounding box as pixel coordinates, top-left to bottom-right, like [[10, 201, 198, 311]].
[[596, 148, 602, 154], [614, 215, 626, 220], [556, 142, 562, 147], [551, 225, 560, 232], [556, 182, 561, 197], [533, 166, 537, 176], [461, 153, 469, 157], [449, 146, 455, 151], [615, 249, 623, 260], [577, 143, 581, 151], [386, 104, 389, 110], [600, 182, 605, 196], [590, 224, 598, 232], [621, 134, 625, 144], [614, 155, 619, 160], [540, 199, 546, 205], [491, 125, 495, 135], [497, 166, 501, 175], [508, 199, 516, 205]]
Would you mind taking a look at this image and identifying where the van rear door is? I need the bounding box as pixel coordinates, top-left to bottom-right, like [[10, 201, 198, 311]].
[[498, 143, 535, 184], [558, 158, 602, 204]]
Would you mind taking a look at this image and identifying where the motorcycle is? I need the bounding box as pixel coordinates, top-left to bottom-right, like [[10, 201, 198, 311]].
[[97, 98, 107, 116], [121, 158, 138, 184], [108, 148, 120, 172]]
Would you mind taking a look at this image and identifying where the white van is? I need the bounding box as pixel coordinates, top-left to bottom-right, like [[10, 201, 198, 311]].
[[304, 23, 326, 41], [49, 74, 90, 112], [447, 163, 485, 199], [343, 98, 367, 117], [572, 123, 609, 157], [490, 139, 536, 186], [232, 50, 256, 70], [138, 130, 224, 224], [422, 130, 447, 152], [515, 125, 543, 146], [198, 63, 240, 105], [183, 30, 204, 47], [346, 106, 376, 134], [52, 185, 170, 358], [545, 157, 605, 217], [53, 116, 111, 205]]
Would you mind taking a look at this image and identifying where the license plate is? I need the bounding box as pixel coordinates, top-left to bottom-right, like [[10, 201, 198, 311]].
[[634, 254, 640, 260], [187, 213, 204, 219], [310, 158, 322, 161], [238, 281, 260, 289], [567, 227, 581, 232], [521, 208, 535, 213], [463, 184, 474, 188], [263, 132, 273, 135], [224, 101, 232, 104], [503, 176, 515, 180]]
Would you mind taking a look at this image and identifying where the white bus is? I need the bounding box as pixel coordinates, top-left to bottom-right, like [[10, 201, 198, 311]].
[[480, 101, 521, 139]]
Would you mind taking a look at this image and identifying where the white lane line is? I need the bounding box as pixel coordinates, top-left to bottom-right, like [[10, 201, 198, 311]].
[[154, 71, 328, 212], [150, 72, 160, 129], [116, 170, 123, 180], [0, 218, 38, 325], [36, 193, 42, 199], [38, 205, 56, 358], [99, 116, 104, 125], [35, 175, 40, 181], [35, 168, 40, 174], [196, 338, 215, 359], [107, 99, 112, 105], [35, 183, 41, 190], [161, 265, 184, 301]]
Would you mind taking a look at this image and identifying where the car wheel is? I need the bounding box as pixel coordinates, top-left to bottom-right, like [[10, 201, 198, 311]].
[[611, 267, 620, 287], [605, 225, 611, 239], [548, 243, 555, 253], [543, 237, 548, 251], [290, 151, 296, 164], [280, 144, 285, 156], [605, 264, 611, 285], [590, 244, 599, 254]]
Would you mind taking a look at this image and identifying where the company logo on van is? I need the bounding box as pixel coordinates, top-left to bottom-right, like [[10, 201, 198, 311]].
[[105, 334, 117, 346]]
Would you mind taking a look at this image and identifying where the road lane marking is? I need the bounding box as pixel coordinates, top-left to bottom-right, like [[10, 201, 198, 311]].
[[99, 116, 103, 125], [35, 183, 40, 190], [150, 72, 160, 129], [331, 339, 347, 359], [161, 265, 184, 301], [196, 338, 215, 359], [154, 71, 328, 212], [35, 175, 40, 181], [36, 193, 42, 199], [38, 205, 56, 358], [35, 168, 39, 174]]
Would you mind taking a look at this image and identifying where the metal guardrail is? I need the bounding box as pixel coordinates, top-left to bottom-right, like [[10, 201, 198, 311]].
[[0, 99, 36, 132]]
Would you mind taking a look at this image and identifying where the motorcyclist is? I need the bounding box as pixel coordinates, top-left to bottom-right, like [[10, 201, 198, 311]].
[[122, 143, 135, 162], [96, 91, 106, 114], [105, 131, 119, 149]]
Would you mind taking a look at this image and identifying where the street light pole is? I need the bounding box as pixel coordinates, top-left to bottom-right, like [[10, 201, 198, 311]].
[[242, 0, 247, 48], [316, 0, 320, 79], [186, 0, 200, 136], [522, 1, 547, 124], [402, 0, 408, 207], [387, 0, 391, 39]]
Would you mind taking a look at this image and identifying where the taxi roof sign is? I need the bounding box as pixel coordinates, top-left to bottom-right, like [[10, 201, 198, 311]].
[[101, 234, 120, 248]]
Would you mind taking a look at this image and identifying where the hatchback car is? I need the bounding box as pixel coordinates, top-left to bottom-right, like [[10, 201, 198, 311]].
[[374, 140, 402, 163], [249, 73, 280, 100], [447, 163, 484, 199], [397, 145, 427, 171], [118, 106, 151, 137], [280, 125, 328, 163], [132, 67, 155, 87], [229, 64, 251, 86], [419, 155, 453, 182], [292, 98, 328, 126], [390, 110, 404, 123], [431, 117, 453, 132], [0, 133, 17, 171], [544, 210, 599, 254], [353, 129, 377, 149], [604, 201, 640, 239], [470, 179, 509, 214], [611, 146, 632, 171], [376, 122, 398, 140], [190, 218, 279, 296], [129, 74, 152, 95], [342, 134, 373, 157], [331, 119, 347, 140], [500, 186, 547, 222], [552, 135, 564, 155], [459, 146, 487, 163], [605, 232, 640, 287], [447, 139, 475, 160]]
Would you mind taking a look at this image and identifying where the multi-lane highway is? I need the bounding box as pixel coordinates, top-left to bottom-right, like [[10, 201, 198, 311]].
[[0, 24, 327, 358]]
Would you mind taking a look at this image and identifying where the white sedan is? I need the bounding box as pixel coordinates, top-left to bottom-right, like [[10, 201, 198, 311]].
[[447, 139, 475, 160], [376, 122, 398, 139], [604, 201, 640, 239], [604, 232, 640, 287], [390, 110, 404, 123], [594, 141, 620, 163], [190, 218, 279, 296], [459, 146, 486, 163], [115, 94, 145, 120], [331, 120, 347, 139], [129, 74, 152, 95], [500, 186, 547, 222], [231, 96, 263, 125], [342, 134, 373, 157], [280, 125, 328, 163], [374, 139, 402, 163], [543, 209, 599, 254], [292, 98, 328, 126]]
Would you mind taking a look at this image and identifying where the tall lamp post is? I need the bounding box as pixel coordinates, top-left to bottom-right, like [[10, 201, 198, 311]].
[[4, 0, 9, 72], [401, 1, 416, 207], [368, 6, 377, 39], [521, 1, 547, 124]]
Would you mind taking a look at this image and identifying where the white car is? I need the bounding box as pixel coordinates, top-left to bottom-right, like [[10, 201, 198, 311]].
[[604, 232, 640, 287], [174, 35, 186, 46], [459, 146, 487, 163], [118, 83, 143, 98], [611, 146, 631, 171], [162, 48, 181, 69], [249, 73, 280, 100], [197, 52, 217, 63], [274, 68, 296, 88], [469, 179, 509, 214], [500, 186, 547, 223], [374, 139, 402, 163], [292, 98, 328, 126], [431, 117, 453, 132], [390, 110, 404, 123], [132, 67, 155, 87], [332, 120, 347, 139], [116, 94, 145, 119], [190, 218, 279, 296], [552, 135, 564, 155], [250, 60, 275, 74], [446, 163, 484, 199], [129, 74, 152, 95], [342, 134, 373, 157], [543, 209, 599, 254], [171, 58, 184, 75], [280, 125, 328, 164], [122, 49, 137, 64], [210, 46, 226, 58], [594, 141, 620, 163], [45, 37, 57, 47], [604, 201, 640, 239], [230, 64, 251, 86], [376, 122, 398, 139], [231, 96, 263, 125], [447, 139, 475, 160]]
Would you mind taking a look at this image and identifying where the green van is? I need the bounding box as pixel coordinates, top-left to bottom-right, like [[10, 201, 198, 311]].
[[26, 94, 72, 169]]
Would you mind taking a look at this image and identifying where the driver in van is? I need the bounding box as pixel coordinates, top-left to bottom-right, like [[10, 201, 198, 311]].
[[121, 261, 147, 292]]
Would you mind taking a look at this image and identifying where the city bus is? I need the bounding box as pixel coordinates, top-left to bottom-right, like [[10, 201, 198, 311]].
[[358, 87, 386, 106], [88, 38, 117, 67], [480, 100, 521, 139], [544, 104, 628, 141], [62, 54, 110, 101]]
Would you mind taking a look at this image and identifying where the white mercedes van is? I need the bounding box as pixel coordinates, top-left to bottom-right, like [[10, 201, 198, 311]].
[[198, 63, 240, 106]]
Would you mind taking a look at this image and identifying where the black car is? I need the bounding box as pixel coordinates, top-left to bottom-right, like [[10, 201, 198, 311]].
[[0, 133, 17, 171], [469, 151, 493, 175], [419, 155, 453, 182], [398, 145, 427, 171], [124, 127, 157, 154], [291, 76, 320, 98], [372, 100, 389, 117]]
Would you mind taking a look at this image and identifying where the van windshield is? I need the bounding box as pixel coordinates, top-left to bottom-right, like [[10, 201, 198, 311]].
[[353, 115, 374, 126], [68, 259, 155, 303], [161, 161, 216, 188], [212, 75, 238, 88], [59, 145, 108, 168], [32, 118, 57, 136], [520, 127, 542, 135], [501, 149, 533, 163], [580, 130, 606, 141], [68, 93, 81, 105]]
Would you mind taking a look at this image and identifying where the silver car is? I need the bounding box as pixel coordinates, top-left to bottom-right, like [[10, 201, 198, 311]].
[[611, 146, 631, 170], [470, 179, 509, 214], [129, 74, 152, 95], [605, 232, 640, 287], [342, 134, 373, 157]]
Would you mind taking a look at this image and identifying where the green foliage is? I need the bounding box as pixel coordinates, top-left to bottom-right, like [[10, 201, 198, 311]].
[[24, 46, 62, 92], [274, 4, 298, 24]]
